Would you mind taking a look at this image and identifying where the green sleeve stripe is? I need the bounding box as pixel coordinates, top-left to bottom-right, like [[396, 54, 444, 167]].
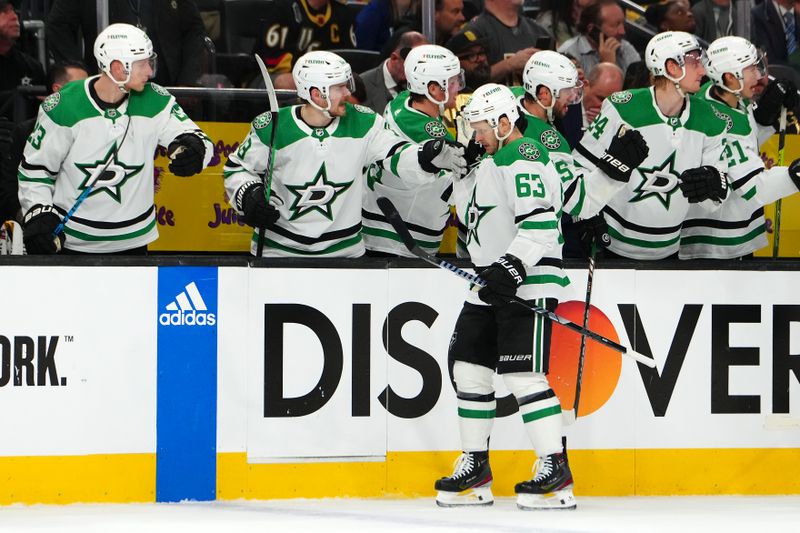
[[64, 219, 156, 241], [252, 234, 363, 255], [569, 180, 586, 216], [222, 169, 250, 180], [519, 220, 558, 230], [521, 404, 562, 423], [523, 274, 570, 287], [458, 407, 496, 419], [18, 173, 56, 185], [607, 226, 681, 248], [741, 187, 756, 201], [361, 226, 440, 248], [390, 143, 410, 176]]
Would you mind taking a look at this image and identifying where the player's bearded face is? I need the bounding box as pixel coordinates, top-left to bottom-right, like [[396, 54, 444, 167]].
[[471, 121, 500, 155], [739, 63, 766, 99], [327, 83, 352, 116]]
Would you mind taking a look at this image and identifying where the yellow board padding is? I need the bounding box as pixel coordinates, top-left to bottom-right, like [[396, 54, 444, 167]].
[[217, 448, 800, 500], [0, 454, 155, 505]]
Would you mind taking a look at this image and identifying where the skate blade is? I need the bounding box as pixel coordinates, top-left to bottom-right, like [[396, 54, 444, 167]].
[[436, 486, 494, 507], [516, 488, 576, 510]]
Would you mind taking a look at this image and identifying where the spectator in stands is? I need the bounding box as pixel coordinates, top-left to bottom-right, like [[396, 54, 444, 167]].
[[446, 29, 491, 92], [751, 0, 800, 68], [355, 0, 417, 52], [361, 30, 427, 114], [392, 0, 466, 48], [645, 0, 696, 33], [0, 0, 45, 120], [47, 0, 206, 87], [254, 0, 357, 76], [581, 61, 623, 128], [558, 0, 641, 77], [0, 60, 89, 224], [536, 0, 596, 48], [692, 0, 735, 44], [622, 60, 651, 89], [462, 0, 553, 85]]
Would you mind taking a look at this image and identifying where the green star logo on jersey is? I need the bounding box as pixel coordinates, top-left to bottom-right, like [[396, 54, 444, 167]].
[[540, 129, 561, 150], [631, 151, 680, 209], [465, 187, 495, 246], [74, 143, 144, 203], [286, 164, 353, 221]]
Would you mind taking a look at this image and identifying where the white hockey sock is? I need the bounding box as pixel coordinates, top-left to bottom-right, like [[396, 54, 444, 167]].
[[503, 373, 563, 457], [453, 361, 496, 452]]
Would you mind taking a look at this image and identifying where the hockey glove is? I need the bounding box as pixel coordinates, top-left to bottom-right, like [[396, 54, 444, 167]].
[[679, 165, 727, 203], [237, 182, 279, 229], [419, 138, 467, 175], [575, 215, 610, 257], [596, 125, 648, 182], [464, 138, 486, 172], [753, 79, 799, 127], [477, 254, 526, 307], [168, 132, 206, 177], [788, 159, 800, 190], [22, 204, 65, 254]]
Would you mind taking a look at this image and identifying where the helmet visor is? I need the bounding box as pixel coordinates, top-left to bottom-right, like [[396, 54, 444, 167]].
[[448, 70, 466, 93], [749, 51, 768, 80], [559, 80, 584, 105], [683, 49, 706, 67], [132, 54, 157, 79]]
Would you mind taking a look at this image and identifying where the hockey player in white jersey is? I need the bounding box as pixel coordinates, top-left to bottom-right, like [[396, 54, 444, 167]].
[[18, 23, 212, 254], [435, 84, 576, 510], [574, 31, 729, 260], [223, 50, 466, 257], [362, 44, 464, 256], [680, 36, 800, 259]]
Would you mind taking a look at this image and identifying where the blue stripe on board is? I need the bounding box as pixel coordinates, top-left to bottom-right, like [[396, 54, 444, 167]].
[[156, 266, 218, 502]]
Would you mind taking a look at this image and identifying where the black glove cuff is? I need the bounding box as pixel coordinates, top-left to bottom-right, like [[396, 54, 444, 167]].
[[235, 181, 262, 212], [169, 132, 206, 157], [23, 204, 60, 224], [418, 139, 443, 174], [497, 253, 526, 287], [789, 160, 800, 191], [597, 151, 633, 182]]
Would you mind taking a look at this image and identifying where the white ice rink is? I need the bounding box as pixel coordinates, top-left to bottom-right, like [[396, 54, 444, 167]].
[[1, 496, 799, 533]]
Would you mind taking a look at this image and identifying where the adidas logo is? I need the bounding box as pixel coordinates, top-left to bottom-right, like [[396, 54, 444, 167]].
[[159, 281, 216, 326]]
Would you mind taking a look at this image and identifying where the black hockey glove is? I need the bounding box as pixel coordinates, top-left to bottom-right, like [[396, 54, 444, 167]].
[[168, 133, 206, 177], [477, 254, 526, 307], [679, 165, 727, 203], [22, 204, 65, 254], [787, 159, 800, 190], [418, 138, 467, 175], [753, 78, 799, 127], [574, 215, 610, 257], [237, 182, 279, 229], [464, 138, 485, 171], [596, 125, 649, 182]]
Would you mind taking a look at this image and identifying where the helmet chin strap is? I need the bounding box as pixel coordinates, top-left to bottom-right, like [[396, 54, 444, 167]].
[[309, 90, 334, 119], [533, 97, 555, 123], [665, 65, 688, 98], [425, 84, 449, 116], [718, 77, 745, 101], [492, 120, 513, 150]]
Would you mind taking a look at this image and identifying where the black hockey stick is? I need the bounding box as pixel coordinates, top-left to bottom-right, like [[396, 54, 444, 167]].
[[254, 54, 280, 258], [773, 107, 787, 258], [376, 196, 656, 368]]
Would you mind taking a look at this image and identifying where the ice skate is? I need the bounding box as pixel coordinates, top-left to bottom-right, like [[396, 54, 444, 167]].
[[434, 451, 493, 507], [515, 452, 576, 510]]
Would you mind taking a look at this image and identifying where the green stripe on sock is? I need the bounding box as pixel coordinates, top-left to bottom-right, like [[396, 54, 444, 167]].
[[458, 408, 496, 419], [521, 404, 562, 423]]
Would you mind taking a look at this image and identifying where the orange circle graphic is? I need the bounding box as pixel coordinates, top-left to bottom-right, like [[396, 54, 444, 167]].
[[548, 301, 622, 417]]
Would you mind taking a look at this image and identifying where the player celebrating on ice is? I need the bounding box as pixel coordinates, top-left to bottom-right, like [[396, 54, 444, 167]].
[[223, 50, 466, 257], [680, 36, 800, 259], [574, 31, 728, 260], [362, 44, 465, 256], [18, 23, 212, 254]]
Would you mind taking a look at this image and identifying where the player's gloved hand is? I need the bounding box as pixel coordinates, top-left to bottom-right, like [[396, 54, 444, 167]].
[[596, 125, 648, 182], [22, 204, 65, 254], [679, 165, 727, 203], [237, 181, 279, 229], [753, 78, 799, 127], [477, 254, 526, 307], [787, 159, 800, 189], [574, 215, 610, 257], [168, 132, 206, 176], [464, 138, 485, 171], [419, 138, 467, 175]]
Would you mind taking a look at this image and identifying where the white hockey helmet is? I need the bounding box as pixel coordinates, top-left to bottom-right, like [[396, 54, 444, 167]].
[[404, 44, 465, 106], [645, 31, 704, 79], [704, 36, 766, 95], [462, 83, 519, 143], [293, 51, 355, 115], [522, 50, 584, 121], [94, 23, 156, 90]]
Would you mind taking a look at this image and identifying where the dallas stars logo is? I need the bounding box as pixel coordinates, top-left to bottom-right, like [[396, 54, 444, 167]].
[[74, 143, 144, 203], [631, 151, 680, 209], [540, 129, 561, 150], [465, 187, 494, 246], [286, 164, 352, 221], [424, 121, 447, 138]]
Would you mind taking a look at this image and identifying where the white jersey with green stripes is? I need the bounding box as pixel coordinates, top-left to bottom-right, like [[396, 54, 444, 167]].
[[453, 136, 571, 303], [361, 91, 455, 256], [681, 83, 798, 259], [574, 87, 728, 259], [17, 77, 213, 252], [223, 103, 437, 257]]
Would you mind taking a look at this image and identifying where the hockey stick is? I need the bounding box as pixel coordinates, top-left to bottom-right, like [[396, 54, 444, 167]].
[[562, 244, 597, 426], [773, 107, 787, 258], [376, 196, 656, 367], [254, 54, 280, 258], [52, 117, 132, 238]]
